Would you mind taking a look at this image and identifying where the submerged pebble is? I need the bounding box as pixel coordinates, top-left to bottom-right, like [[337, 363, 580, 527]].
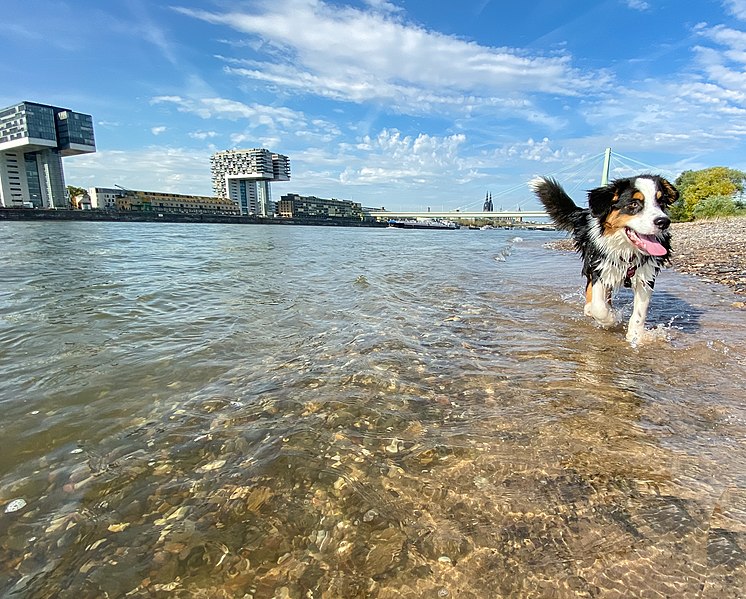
[[4, 498, 27, 513]]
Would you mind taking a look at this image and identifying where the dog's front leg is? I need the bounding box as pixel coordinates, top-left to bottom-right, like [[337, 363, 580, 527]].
[[584, 281, 618, 327], [626, 283, 652, 345]]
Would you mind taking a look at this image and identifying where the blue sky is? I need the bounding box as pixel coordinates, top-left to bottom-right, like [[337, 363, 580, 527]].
[[3, 0, 746, 211]]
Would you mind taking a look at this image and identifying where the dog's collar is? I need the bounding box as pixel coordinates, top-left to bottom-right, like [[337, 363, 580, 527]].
[[624, 264, 637, 288]]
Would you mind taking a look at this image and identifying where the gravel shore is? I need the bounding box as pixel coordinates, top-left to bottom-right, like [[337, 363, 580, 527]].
[[546, 217, 746, 305], [668, 217, 746, 299]]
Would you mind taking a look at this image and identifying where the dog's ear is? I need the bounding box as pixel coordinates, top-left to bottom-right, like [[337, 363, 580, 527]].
[[588, 179, 629, 218], [659, 177, 679, 206]]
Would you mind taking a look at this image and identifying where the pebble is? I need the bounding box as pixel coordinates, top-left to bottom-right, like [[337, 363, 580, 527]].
[[670, 218, 746, 297], [363, 509, 379, 522], [4, 498, 27, 513], [385, 439, 403, 454]]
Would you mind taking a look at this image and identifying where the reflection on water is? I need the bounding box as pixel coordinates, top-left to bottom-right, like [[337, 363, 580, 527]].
[[1, 222, 745, 598]]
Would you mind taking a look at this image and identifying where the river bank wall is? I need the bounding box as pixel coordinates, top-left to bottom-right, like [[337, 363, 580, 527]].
[[0, 208, 387, 228]]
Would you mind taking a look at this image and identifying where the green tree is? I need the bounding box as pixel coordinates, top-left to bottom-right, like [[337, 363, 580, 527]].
[[66, 185, 87, 209], [673, 167, 746, 221], [692, 195, 739, 219]]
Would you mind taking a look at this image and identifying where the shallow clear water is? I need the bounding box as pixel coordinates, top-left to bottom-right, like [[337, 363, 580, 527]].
[[0, 221, 744, 598]]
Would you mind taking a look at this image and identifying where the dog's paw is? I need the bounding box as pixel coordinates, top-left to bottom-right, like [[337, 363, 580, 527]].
[[627, 325, 669, 347], [626, 328, 644, 346], [585, 303, 619, 327]]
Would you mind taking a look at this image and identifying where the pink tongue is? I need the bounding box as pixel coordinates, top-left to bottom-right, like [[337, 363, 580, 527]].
[[627, 229, 667, 256]]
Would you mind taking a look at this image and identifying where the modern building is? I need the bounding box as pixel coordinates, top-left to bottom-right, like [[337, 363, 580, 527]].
[[210, 148, 290, 217], [0, 101, 95, 208], [88, 187, 126, 210], [115, 189, 239, 215], [278, 194, 364, 220]]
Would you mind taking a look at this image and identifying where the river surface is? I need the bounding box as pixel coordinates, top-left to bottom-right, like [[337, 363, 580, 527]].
[[0, 221, 745, 598]]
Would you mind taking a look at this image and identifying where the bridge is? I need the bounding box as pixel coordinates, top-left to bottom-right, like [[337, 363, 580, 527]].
[[365, 209, 548, 222], [365, 148, 673, 224]]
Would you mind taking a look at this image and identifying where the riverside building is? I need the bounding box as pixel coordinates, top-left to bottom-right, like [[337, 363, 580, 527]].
[[114, 189, 239, 215], [88, 187, 126, 210], [278, 194, 364, 220], [0, 101, 95, 208], [210, 149, 290, 216]]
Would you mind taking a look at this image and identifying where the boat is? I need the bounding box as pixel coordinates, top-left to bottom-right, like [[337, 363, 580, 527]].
[[387, 218, 460, 230]]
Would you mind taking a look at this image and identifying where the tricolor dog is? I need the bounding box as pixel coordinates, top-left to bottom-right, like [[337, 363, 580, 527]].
[[531, 175, 679, 345]]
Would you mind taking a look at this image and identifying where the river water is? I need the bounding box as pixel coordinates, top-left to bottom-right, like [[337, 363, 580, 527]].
[[0, 221, 744, 598]]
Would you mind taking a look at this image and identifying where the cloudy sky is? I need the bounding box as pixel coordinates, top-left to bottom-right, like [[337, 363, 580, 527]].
[[3, 0, 746, 211]]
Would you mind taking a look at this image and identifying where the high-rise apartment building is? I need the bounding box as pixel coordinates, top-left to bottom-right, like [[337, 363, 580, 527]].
[[0, 101, 96, 208], [210, 149, 290, 216]]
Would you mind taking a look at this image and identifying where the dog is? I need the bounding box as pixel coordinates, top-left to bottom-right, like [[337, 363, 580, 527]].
[[531, 174, 678, 345]]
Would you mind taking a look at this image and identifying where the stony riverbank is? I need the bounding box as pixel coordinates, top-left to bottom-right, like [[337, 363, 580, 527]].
[[669, 217, 746, 299], [546, 217, 746, 304]]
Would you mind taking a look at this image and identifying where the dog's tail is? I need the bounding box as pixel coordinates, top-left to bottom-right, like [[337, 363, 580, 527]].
[[529, 176, 583, 232]]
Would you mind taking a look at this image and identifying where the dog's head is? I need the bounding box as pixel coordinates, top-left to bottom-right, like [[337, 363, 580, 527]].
[[588, 175, 678, 257]]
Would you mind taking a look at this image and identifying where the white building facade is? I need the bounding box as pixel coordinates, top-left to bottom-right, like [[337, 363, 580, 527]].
[[88, 187, 125, 210], [210, 149, 290, 216], [0, 101, 95, 208]]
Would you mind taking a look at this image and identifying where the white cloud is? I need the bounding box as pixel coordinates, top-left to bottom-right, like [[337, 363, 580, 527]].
[[696, 23, 746, 52], [150, 95, 306, 129], [151, 126, 167, 135], [624, 0, 650, 11], [175, 0, 607, 120], [150, 94, 344, 149], [362, 0, 403, 14], [497, 138, 568, 162], [689, 23, 746, 98], [189, 130, 218, 140], [337, 128, 469, 186], [723, 0, 746, 20]]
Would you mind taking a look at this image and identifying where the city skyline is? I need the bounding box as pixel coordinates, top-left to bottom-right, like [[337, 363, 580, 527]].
[[3, 1, 746, 212]]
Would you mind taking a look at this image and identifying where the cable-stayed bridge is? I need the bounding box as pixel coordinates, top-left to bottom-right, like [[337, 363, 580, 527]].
[[366, 148, 673, 222]]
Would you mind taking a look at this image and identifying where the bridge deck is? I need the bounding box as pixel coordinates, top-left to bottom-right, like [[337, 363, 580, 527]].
[[367, 210, 548, 220]]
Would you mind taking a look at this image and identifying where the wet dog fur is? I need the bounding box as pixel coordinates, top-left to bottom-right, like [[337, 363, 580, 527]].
[[531, 175, 678, 344]]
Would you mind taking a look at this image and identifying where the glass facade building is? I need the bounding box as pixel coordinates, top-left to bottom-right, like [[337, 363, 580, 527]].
[[0, 101, 96, 208]]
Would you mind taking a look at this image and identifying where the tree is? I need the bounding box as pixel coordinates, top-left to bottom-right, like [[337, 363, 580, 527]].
[[692, 195, 739, 219], [673, 167, 746, 221], [66, 185, 87, 209]]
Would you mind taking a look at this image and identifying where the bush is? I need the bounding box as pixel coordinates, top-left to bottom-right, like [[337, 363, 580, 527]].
[[669, 200, 691, 222], [674, 167, 746, 221], [691, 195, 739, 219]]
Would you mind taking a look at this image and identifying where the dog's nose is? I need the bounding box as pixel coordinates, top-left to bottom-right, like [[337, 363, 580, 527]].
[[654, 216, 671, 230]]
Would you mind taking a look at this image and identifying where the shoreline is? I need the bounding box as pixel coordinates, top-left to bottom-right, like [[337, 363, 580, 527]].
[[547, 217, 746, 304], [0, 207, 386, 228]]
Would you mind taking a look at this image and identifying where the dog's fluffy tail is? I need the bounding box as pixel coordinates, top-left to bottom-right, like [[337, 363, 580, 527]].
[[529, 176, 583, 232]]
